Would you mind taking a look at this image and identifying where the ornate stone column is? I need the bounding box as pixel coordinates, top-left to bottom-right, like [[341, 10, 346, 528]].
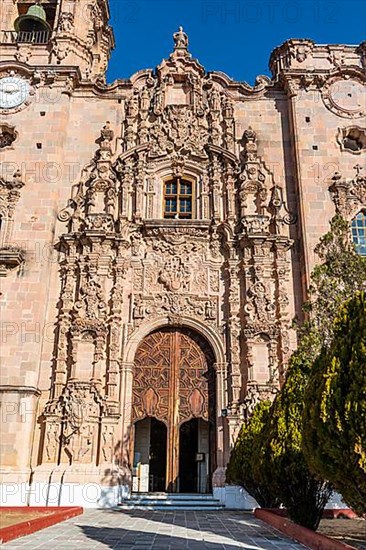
[[214, 361, 228, 468], [118, 361, 134, 478]]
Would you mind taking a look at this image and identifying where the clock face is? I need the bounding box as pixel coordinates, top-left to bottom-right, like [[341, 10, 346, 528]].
[[329, 80, 365, 114], [322, 77, 366, 119], [0, 77, 30, 110]]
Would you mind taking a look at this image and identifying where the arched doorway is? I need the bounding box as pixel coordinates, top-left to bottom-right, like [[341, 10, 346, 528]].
[[131, 327, 216, 493]]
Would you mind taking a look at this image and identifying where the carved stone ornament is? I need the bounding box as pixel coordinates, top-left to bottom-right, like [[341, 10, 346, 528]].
[[244, 280, 276, 323], [58, 121, 118, 232], [238, 128, 297, 234], [0, 124, 17, 149], [0, 170, 26, 276], [47, 33, 296, 477], [242, 384, 262, 421], [43, 381, 108, 465], [74, 277, 107, 321], [290, 41, 313, 63], [173, 26, 189, 52], [329, 165, 366, 218], [52, 40, 70, 64], [327, 47, 345, 68], [159, 256, 192, 291], [57, 12, 75, 33], [322, 76, 366, 119]]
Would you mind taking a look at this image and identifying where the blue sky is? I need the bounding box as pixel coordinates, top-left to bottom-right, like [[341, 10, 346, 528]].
[[107, 0, 366, 84]]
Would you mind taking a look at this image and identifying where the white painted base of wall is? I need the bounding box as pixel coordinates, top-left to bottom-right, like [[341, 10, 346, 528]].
[[214, 486, 349, 511], [213, 486, 259, 510], [0, 482, 349, 511], [0, 483, 130, 508]]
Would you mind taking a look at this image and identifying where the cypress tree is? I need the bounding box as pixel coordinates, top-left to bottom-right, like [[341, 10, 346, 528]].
[[303, 292, 366, 516]]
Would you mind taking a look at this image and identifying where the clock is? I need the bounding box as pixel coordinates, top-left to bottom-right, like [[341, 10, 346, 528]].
[[329, 80, 365, 114], [0, 76, 30, 110], [322, 76, 366, 119]]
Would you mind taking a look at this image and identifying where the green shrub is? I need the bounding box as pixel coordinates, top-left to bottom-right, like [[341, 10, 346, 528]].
[[254, 352, 332, 530], [303, 292, 366, 516], [226, 400, 279, 508]]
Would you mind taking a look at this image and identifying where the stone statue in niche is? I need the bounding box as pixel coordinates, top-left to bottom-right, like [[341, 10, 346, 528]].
[[100, 121, 114, 144], [75, 278, 106, 321], [126, 94, 139, 118], [205, 300, 216, 320], [223, 95, 234, 118], [209, 88, 221, 112], [139, 87, 150, 113], [245, 281, 275, 323], [133, 295, 145, 319], [243, 384, 261, 421]]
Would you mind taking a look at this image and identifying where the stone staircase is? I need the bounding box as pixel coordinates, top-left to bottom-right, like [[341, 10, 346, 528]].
[[118, 493, 225, 511]]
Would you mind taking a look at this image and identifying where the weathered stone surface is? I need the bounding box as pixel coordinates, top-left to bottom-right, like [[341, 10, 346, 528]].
[[0, 1, 365, 502]]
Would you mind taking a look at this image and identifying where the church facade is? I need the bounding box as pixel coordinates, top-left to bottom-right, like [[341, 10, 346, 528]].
[[1, 0, 365, 508]]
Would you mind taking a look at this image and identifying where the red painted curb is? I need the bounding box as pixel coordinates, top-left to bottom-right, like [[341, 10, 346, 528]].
[[0, 506, 83, 544], [268, 508, 358, 520], [255, 508, 358, 550]]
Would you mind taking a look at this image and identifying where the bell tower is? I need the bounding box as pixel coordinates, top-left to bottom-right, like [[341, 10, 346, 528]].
[[0, 0, 115, 81]]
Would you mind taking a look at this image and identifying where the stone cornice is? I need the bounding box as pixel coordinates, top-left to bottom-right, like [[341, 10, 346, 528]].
[[0, 385, 41, 396]]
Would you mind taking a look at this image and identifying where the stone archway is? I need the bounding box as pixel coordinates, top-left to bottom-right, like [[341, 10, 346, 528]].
[[131, 327, 216, 493]]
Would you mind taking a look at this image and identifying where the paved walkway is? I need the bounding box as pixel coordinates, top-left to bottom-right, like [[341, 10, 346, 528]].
[[5, 510, 309, 549]]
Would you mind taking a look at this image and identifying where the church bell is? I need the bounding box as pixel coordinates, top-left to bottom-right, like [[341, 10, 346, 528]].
[[14, 3, 51, 33]]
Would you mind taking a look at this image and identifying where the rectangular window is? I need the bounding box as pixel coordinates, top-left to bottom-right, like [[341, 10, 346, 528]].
[[164, 178, 193, 219]]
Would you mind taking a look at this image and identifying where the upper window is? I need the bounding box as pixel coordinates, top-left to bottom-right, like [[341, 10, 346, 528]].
[[351, 210, 366, 256], [163, 177, 193, 219], [340, 127, 366, 154]]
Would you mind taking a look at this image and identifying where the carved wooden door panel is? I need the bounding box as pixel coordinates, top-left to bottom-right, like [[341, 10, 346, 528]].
[[133, 328, 215, 492]]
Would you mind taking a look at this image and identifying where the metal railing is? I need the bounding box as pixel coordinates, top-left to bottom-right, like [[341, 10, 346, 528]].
[[1, 30, 51, 45]]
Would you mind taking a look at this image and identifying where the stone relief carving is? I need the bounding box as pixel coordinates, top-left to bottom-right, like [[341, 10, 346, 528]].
[[329, 165, 366, 218], [58, 12, 75, 33], [0, 170, 24, 222], [293, 43, 313, 63], [0, 170, 25, 275], [45, 32, 299, 472], [239, 127, 297, 232], [244, 280, 276, 323], [159, 256, 192, 292], [74, 276, 107, 321]]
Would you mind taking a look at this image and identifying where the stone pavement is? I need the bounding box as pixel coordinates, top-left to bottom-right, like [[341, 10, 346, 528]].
[[4, 510, 309, 549]]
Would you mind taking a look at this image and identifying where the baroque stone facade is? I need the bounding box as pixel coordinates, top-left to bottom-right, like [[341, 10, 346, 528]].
[[0, 1, 365, 507]]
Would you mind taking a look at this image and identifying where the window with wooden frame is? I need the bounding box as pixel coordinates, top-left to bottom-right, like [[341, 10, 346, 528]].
[[163, 177, 193, 219]]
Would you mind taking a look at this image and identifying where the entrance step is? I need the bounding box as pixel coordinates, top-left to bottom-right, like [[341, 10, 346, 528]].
[[118, 493, 225, 511]]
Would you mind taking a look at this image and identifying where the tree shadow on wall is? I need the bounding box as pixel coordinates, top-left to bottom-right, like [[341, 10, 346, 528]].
[[98, 425, 132, 508]]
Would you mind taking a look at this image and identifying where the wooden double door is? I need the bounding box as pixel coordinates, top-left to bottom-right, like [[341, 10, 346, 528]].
[[132, 328, 216, 492]]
